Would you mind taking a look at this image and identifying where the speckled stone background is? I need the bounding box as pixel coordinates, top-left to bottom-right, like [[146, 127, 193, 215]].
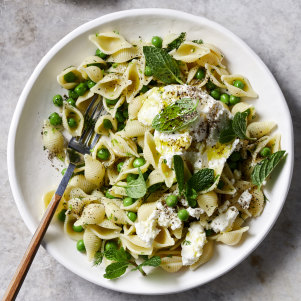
[[0, 0, 300, 300]]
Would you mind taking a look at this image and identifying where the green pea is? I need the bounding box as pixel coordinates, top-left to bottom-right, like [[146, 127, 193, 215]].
[[72, 224, 84, 232], [210, 89, 221, 100], [105, 241, 118, 251], [233, 80, 245, 90], [117, 162, 124, 172], [67, 98, 76, 107], [52, 94, 63, 107], [103, 118, 113, 129], [122, 110, 129, 119], [123, 197, 134, 207], [87, 80, 96, 89], [61, 168, 67, 175], [105, 191, 116, 199], [229, 151, 241, 162], [140, 85, 149, 94], [260, 147, 271, 157], [68, 117, 77, 128], [166, 195, 178, 207], [112, 63, 118, 68], [229, 95, 241, 105], [105, 98, 119, 106], [133, 157, 146, 168], [228, 161, 237, 170], [206, 80, 216, 91], [64, 71, 77, 83], [95, 48, 107, 59], [127, 173, 138, 182], [217, 180, 225, 189], [144, 66, 153, 76], [178, 209, 189, 221], [195, 68, 205, 80], [57, 209, 67, 222], [115, 111, 125, 123], [49, 112, 62, 126], [76, 239, 86, 252], [117, 122, 125, 131], [220, 93, 230, 105], [151, 36, 162, 48], [68, 90, 78, 100], [74, 82, 87, 96], [97, 147, 110, 160], [127, 211, 137, 222]]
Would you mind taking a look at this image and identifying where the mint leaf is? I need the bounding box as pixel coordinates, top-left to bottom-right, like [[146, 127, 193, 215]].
[[219, 123, 236, 143], [104, 247, 131, 262], [173, 155, 185, 194], [132, 256, 161, 271], [125, 168, 147, 198], [93, 251, 104, 266], [152, 98, 199, 133], [165, 32, 186, 52], [219, 110, 255, 143], [188, 168, 215, 192], [143, 46, 183, 84], [251, 151, 286, 187], [103, 262, 129, 279]]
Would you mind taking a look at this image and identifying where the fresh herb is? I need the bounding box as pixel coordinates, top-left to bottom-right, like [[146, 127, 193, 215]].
[[188, 168, 215, 192], [152, 98, 198, 133], [174, 155, 185, 194], [183, 240, 191, 246], [86, 62, 105, 69], [93, 251, 104, 266], [144, 182, 163, 201], [104, 262, 129, 279], [192, 39, 203, 44], [232, 110, 255, 140], [165, 32, 186, 52], [205, 229, 214, 236], [143, 46, 183, 84], [131, 256, 161, 272], [219, 109, 255, 144], [100, 247, 161, 279], [125, 168, 147, 198], [251, 151, 286, 187]]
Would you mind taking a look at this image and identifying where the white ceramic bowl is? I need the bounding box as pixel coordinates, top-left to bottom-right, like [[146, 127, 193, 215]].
[[7, 9, 294, 295]]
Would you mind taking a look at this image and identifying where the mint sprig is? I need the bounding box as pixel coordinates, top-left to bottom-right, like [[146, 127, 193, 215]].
[[251, 151, 286, 187], [143, 46, 183, 84], [173, 155, 215, 204], [165, 32, 186, 52], [152, 98, 198, 133], [95, 247, 161, 279], [219, 109, 255, 143]]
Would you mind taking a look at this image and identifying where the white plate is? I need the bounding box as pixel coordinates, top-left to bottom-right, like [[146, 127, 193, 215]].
[[7, 9, 294, 295]]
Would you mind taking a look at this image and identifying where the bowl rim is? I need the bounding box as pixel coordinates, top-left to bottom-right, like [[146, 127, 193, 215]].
[[7, 8, 294, 295]]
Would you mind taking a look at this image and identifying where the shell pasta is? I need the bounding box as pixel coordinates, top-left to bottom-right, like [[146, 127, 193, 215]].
[[42, 31, 286, 279]]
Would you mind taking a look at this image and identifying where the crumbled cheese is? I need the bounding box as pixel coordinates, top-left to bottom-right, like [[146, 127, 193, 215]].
[[135, 212, 160, 246], [156, 201, 182, 230], [180, 198, 189, 207], [218, 200, 231, 214], [237, 190, 252, 210], [210, 206, 239, 233], [187, 207, 204, 219], [181, 222, 207, 265]]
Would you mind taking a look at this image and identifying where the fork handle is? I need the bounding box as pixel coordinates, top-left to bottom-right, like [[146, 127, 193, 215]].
[[3, 163, 75, 301]]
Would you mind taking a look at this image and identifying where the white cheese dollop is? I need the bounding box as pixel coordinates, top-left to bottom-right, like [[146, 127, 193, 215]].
[[156, 201, 182, 230], [237, 190, 252, 209], [135, 211, 160, 247], [187, 207, 204, 219], [210, 206, 239, 233], [181, 222, 207, 265]]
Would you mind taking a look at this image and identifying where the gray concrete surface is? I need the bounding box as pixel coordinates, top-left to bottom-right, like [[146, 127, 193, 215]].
[[0, 0, 300, 300]]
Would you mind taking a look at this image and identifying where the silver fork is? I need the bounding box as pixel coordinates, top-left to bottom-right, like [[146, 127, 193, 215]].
[[3, 94, 103, 301]]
